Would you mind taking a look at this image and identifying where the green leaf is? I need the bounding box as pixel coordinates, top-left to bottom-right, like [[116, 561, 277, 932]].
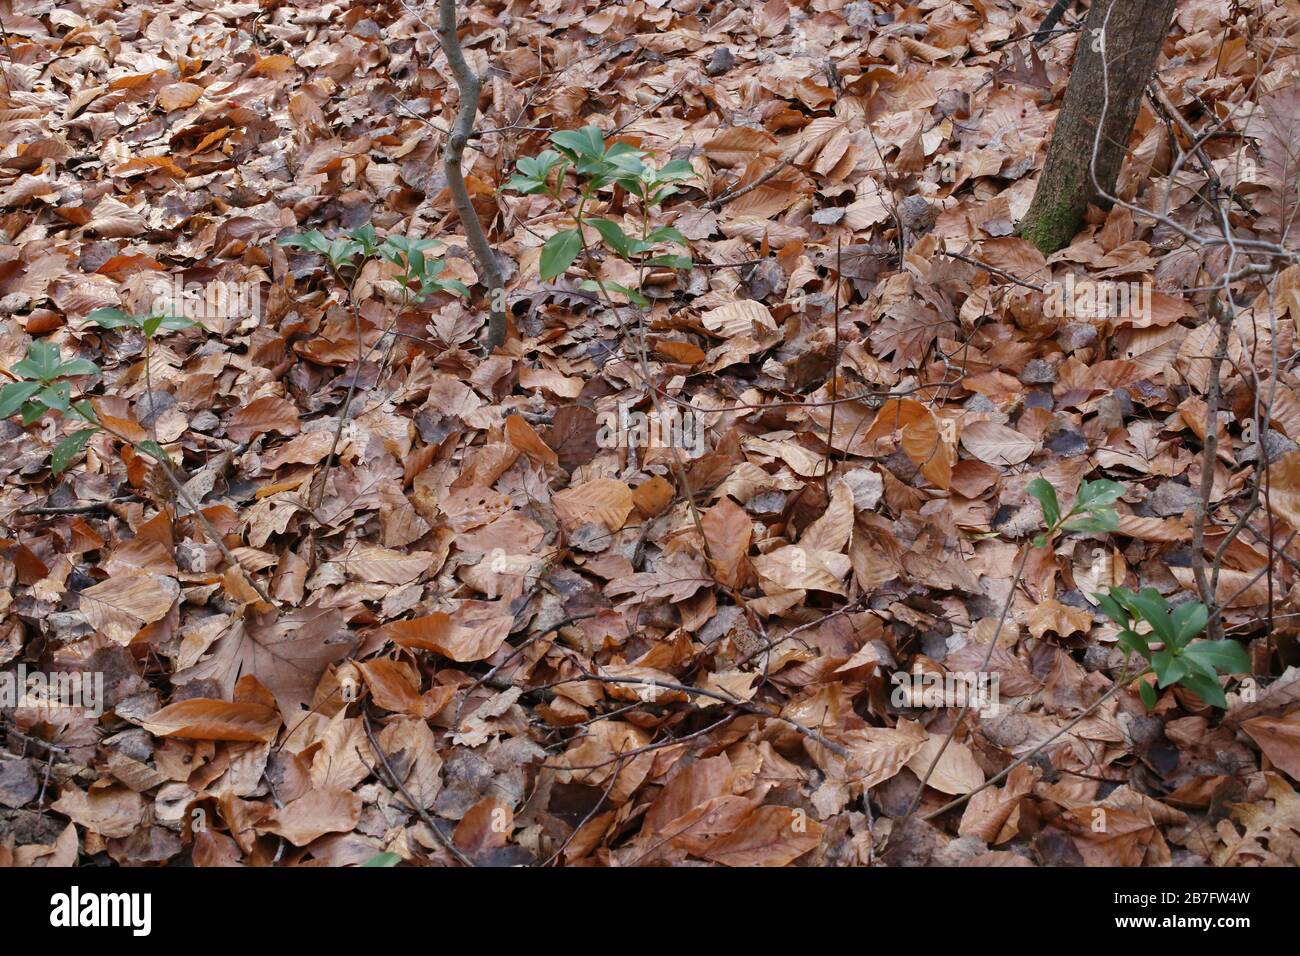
[[56, 357, 100, 378], [1075, 478, 1124, 512], [0, 380, 42, 418], [588, 219, 634, 258], [504, 173, 545, 195], [361, 851, 402, 867], [72, 400, 98, 424], [278, 230, 330, 255], [1116, 628, 1152, 662], [1182, 639, 1251, 676], [1178, 671, 1227, 709], [540, 229, 582, 281], [1139, 680, 1157, 710], [1094, 591, 1130, 628], [552, 126, 606, 160], [1031, 533, 1048, 548], [643, 254, 693, 269], [35, 381, 72, 412], [12, 341, 63, 382], [51, 428, 97, 476], [1060, 510, 1118, 534], [644, 225, 686, 246], [86, 307, 136, 329], [327, 237, 364, 266], [653, 160, 698, 183], [1122, 588, 1175, 645], [156, 314, 199, 331], [1170, 602, 1208, 648], [1152, 650, 1187, 688], [1026, 477, 1060, 528], [20, 401, 46, 426], [430, 278, 470, 298], [579, 279, 649, 307]]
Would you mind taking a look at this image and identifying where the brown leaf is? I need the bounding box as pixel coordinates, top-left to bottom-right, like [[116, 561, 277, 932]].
[[264, 788, 362, 846], [78, 573, 179, 645], [506, 414, 559, 468], [381, 609, 511, 663], [552, 478, 634, 532], [140, 697, 280, 742], [225, 395, 301, 443], [702, 496, 751, 588], [1243, 710, 1300, 782], [960, 420, 1039, 466], [546, 405, 600, 472], [698, 805, 823, 866], [174, 605, 352, 719]]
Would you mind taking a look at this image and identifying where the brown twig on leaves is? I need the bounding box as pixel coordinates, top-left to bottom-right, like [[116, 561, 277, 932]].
[[361, 708, 475, 867], [922, 666, 1150, 822], [901, 542, 1034, 820], [437, 0, 507, 350], [1191, 295, 1235, 633], [454, 612, 598, 729], [706, 157, 792, 211], [94, 420, 276, 607], [566, 673, 850, 759]]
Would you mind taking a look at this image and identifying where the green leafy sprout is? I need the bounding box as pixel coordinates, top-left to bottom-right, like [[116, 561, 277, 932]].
[[1026, 475, 1250, 710], [504, 125, 697, 304], [278, 226, 468, 301], [1095, 588, 1250, 710], [0, 305, 202, 478]]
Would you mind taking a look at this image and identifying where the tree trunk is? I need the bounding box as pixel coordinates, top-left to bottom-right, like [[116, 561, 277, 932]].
[[1019, 0, 1179, 254], [437, 0, 507, 350]]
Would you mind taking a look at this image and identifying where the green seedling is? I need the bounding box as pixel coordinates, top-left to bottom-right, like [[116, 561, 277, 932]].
[[504, 124, 697, 304]]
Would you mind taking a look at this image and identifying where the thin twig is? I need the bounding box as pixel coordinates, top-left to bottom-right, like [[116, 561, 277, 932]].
[[361, 708, 475, 867]]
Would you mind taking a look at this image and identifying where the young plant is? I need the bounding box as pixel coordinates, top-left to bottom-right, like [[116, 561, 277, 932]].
[[277, 225, 467, 506], [1095, 587, 1250, 709], [504, 125, 697, 304], [279, 226, 468, 302], [1026, 476, 1251, 709], [7, 324, 275, 605], [0, 340, 102, 475], [1027, 476, 1124, 547]]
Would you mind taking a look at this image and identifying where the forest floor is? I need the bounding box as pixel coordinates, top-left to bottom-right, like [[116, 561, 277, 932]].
[[2, 0, 1300, 867]]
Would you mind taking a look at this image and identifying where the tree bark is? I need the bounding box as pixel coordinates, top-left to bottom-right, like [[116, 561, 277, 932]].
[[437, 0, 507, 350], [1019, 0, 1179, 254]]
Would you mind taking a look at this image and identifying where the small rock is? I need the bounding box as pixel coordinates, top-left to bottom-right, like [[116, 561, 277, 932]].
[[1047, 430, 1087, 456], [47, 611, 93, 643], [0, 757, 39, 809], [1021, 358, 1057, 384], [898, 195, 936, 236], [841, 467, 883, 512], [1024, 389, 1054, 411], [191, 410, 219, 433], [1240, 428, 1298, 466], [745, 491, 786, 516], [177, 540, 220, 573], [136, 390, 176, 428], [704, 46, 735, 77], [1150, 480, 1200, 518], [1057, 322, 1097, 353]]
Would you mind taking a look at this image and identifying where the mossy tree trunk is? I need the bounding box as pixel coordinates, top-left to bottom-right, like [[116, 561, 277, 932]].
[[1019, 0, 1179, 254]]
